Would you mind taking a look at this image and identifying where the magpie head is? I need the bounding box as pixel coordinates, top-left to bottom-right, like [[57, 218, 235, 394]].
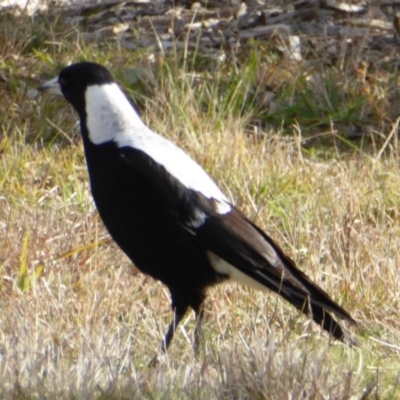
[[39, 62, 146, 145], [38, 62, 115, 116]]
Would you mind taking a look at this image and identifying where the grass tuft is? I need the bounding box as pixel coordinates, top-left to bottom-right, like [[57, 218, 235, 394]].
[[0, 7, 400, 399]]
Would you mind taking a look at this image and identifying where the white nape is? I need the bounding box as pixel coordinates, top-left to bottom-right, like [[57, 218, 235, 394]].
[[85, 83, 146, 145], [85, 83, 232, 209]]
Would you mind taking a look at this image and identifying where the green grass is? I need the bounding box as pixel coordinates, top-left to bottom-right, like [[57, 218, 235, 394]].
[[0, 8, 400, 399]]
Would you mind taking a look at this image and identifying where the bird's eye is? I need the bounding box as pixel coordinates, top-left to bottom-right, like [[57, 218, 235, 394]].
[[60, 77, 67, 86]]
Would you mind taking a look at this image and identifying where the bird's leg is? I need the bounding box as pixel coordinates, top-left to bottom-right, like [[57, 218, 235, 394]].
[[191, 291, 206, 356], [161, 305, 188, 353], [148, 303, 188, 367], [194, 306, 204, 356]]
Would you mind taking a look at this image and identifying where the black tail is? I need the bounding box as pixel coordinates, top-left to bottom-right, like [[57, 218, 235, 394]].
[[196, 209, 357, 344], [276, 288, 348, 342], [265, 239, 356, 344]]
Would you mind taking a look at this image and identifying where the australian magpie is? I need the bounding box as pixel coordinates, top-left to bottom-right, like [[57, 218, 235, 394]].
[[38, 62, 356, 351]]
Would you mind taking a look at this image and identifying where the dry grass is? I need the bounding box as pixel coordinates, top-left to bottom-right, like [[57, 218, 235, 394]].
[[0, 9, 400, 400]]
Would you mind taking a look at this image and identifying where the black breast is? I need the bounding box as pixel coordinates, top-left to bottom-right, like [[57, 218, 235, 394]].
[[81, 139, 220, 292]]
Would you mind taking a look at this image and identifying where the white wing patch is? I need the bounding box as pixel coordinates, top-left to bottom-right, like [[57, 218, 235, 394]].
[[207, 251, 289, 295], [85, 83, 231, 212], [207, 251, 271, 292], [189, 208, 207, 228]]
